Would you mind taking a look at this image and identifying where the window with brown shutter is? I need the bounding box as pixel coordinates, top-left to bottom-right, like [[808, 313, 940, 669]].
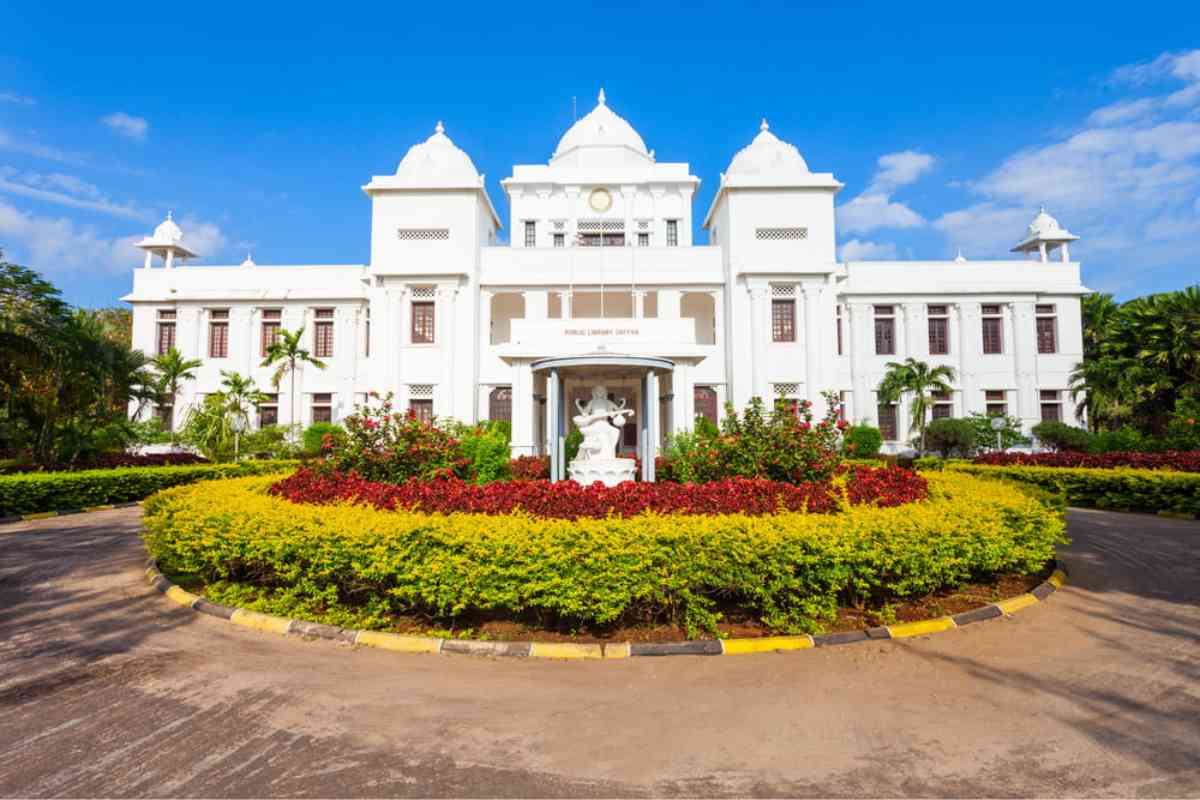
[[694, 386, 718, 426], [412, 302, 435, 343], [874, 306, 895, 355], [410, 399, 433, 423], [985, 389, 1007, 417], [878, 404, 898, 441], [1040, 389, 1061, 422], [313, 308, 334, 358], [931, 390, 953, 419], [156, 309, 176, 355], [488, 387, 512, 422], [261, 309, 281, 357], [981, 305, 1003, 354], [258, 393, 278, 427], [927, 304, 949, 355], [208, 309, 229, 358], [311, 392, 332, 424], [772, 299, 795, 342], [1036, 305, 1057, 354]]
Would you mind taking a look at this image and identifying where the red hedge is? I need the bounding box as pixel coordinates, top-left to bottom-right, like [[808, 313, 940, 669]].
[[2, 452, 208, 474], [974, 451, 1200, 473], [270, 464, 927, 520]]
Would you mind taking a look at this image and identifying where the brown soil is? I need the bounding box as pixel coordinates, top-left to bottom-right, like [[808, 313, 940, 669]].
[[178, 564, 1052, 644]]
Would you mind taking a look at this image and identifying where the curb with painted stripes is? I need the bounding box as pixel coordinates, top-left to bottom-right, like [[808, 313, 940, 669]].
[[0, 501, 142, 526], [145, 559, 1069, 660]]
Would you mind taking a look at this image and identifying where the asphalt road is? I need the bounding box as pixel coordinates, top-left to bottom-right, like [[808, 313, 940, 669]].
[[1, 507, 1197, 798]]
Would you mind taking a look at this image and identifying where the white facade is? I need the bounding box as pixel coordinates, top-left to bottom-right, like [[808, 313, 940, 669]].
[[125, 92, 1088, 454]]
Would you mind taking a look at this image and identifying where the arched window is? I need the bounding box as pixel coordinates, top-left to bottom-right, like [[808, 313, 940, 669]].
[[694, 386, 718, 426], [488, 387, 512, 422]]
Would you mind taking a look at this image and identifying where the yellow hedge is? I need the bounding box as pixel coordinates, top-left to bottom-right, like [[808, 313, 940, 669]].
[[142, 472, 1065, 635]]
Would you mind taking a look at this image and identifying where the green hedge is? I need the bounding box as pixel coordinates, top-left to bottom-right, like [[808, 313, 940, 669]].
[[0, 460, 300, 516], [947, 463, 1200, 517]]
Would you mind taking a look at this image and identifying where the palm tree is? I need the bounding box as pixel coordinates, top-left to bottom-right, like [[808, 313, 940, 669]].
[[151, 347, 202, 441], [260, 327, 326, 439], [877, 358, 957, 453], [219, 370, 267, 423]]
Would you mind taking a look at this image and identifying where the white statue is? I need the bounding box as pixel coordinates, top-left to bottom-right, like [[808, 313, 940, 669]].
[[568, 385, 637, 486]]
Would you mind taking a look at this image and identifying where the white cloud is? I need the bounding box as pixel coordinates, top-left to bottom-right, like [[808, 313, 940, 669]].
[[837, 150, 933, 234], [0, 129, 82, 165], [0, 167, 151, 221], [101, 112, 149, 142], [0, 200, 226, 276], [839, 239, 898, 261], [0, 92, 35, 106], [1087, 97, 1157, 127]]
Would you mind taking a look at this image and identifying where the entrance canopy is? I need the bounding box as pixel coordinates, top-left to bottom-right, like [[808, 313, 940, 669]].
[[532, 354, 674, 483]]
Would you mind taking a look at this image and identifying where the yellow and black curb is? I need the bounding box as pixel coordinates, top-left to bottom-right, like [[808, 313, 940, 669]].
[[144, 558, 1069, 660], [0, 501, 142, 526]]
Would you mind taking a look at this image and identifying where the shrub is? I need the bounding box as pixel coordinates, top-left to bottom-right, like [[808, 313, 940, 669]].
[[564, 427, 583, 464], [269, 464, 928, 519], [241, 425, 300, 460], [302, 422, 345, 456], [325, 393, 468, 482], [0, 460, 299, 516], [1164, 398, 1200, 451], [1088, 426, 1150, 454], [1031, 421, 1093, 452], [924, 418, 978, 458], [949, 462, 1200, 517], [0, 452, 207, 474], [144, 471, 1064, 635], [843, 424, 883, 459], [974, 451, 1200, 472], [455, 421, 512, 484], [509, 455, 550, 481], [968, 412, 1030, 451]]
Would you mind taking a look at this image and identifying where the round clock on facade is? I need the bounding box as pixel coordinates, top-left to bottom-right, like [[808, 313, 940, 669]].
[[588, 188, 612, 212]]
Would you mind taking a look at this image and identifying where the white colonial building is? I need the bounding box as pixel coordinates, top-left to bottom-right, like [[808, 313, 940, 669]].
[[125, 91, 1087, 469]]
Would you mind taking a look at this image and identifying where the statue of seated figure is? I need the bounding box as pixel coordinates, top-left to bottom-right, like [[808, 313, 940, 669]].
[[572, 385, 634, 462]]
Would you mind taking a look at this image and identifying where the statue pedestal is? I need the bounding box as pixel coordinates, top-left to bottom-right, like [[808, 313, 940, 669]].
[[569, 458, 637, 487]]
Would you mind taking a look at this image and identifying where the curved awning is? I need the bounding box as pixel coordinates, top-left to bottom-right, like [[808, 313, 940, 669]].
[[531, 354, 675, 373]]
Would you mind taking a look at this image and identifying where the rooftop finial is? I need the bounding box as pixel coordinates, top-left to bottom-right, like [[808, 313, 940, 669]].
[[598, 87, 606, 105], [167, 209, 173, 220], [1039, 204, 1046, 214], [435, 120, 444, 135], [954, 248, 967, 262], [760, 117, 769, 132]]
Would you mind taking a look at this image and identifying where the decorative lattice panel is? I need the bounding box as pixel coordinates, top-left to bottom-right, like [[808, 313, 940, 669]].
[[637, 219, 650, 230], [756, 227, 808, 240], [773, 382, 800, 398], [577, 219, 625, 232], [408, 384, 434, 398], [397, 228, 449, 240], [771, 284, 796, 297], [410, 286, 436, 299], [552, 220, 566, 230]]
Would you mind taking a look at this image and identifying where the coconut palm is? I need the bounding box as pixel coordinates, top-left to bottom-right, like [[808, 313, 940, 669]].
[[219, 370, 267, 424], [150, 347, 202, 441], [260, 327, 326, 438], [877, 358, 957, 453]]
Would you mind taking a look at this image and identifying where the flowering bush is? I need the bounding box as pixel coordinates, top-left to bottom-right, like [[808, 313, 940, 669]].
[[323, 393, 469, 482], [269, 464, 927, 519], [509, 455, 550, 481], [974, 450, 1200, 473], [145, 471, 1062, 635], [663, 394, 844, 484]]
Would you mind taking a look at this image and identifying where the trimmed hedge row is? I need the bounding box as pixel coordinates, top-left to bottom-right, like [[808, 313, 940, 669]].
[[947, 463, 1200, 517], [142, 471, 1064, 635], [0, 460, 300, 516], [974, 451, 1200, 473]]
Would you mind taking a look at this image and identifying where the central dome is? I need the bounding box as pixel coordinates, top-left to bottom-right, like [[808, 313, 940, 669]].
[[552, 89, 651, 164]]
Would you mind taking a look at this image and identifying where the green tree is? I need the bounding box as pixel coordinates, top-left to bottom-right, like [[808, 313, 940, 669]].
[[218, 370, 267, 424], [151, 347, 202, 441], [260, 327, 326, 439], [876, 358, 957, 453]]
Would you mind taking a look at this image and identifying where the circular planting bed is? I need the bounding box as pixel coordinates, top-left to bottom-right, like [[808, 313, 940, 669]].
[[141, 466, 1066, 642]]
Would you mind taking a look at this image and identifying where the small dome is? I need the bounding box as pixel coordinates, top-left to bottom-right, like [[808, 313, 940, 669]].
[[153, 211, 183, 244], [240, 254, 256, 268], [394, 121, 481, 184], [726, 119, 810, 176], [553, 89, 650, 162], [1026, 206, 1062, 238]]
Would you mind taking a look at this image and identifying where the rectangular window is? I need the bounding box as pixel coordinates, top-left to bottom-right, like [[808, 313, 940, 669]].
[[258, 393, 278, 428], [927, 304, 949, 355], [666, 219, 678, 247], [260, 308, 281, 357], [1040, 389, 1061, 422], [874, 305, 896, 355], [410, 398, 433, 423], [553, 233, 564, 248], [981, 304, 1003, 354], [156, 309, 176, 355], [524, 220, 536, 248], [208, 309, 229, 358], [311, 392, 332, 424], [772, 299, 796, 342], [836, 305, 844, 355], [313, 308, 334, 358], [931, 390, 953, 419], [411, 301, 435, 343], [694, 386, 719, 426], [878, 404, 898, 441], [985, 389, 1007, 417], [638, 232, 649, 247], [1036, 305, 1057, 354]]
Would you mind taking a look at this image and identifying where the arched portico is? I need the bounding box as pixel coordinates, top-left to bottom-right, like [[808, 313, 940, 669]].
[[532, 354, 674, 483]]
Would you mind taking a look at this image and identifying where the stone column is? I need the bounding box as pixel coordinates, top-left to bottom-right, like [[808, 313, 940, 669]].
[[647, 370, 659, 482], [671, 364, 690, 436], [1012, 301, 1038, 422], [547, 368, 560, 481], [658, 289, 682, 319], [510, 360, 535, 456]]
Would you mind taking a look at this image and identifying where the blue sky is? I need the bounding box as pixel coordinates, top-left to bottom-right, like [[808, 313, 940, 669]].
[[2, 1, 1198, 307]]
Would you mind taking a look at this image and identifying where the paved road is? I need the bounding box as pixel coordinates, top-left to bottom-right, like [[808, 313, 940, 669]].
[[1, 508, 1197, 798]]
